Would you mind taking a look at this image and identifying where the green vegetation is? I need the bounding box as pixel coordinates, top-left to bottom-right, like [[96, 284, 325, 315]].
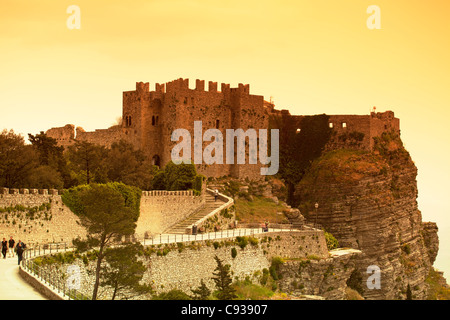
[[212, 255, 237, 300], [151, 161, 204, 194], [100, 243, 152, 300], [324, 231, 339, 250], [269, 256, 284, 281], [425, 268, 450, 300], [233, 279, 275, 300], [0, 130, 205, 192], [346, 269, 364, 295], [274, 114, 333, 203], [234, 196, 288, 224], [190, 280, 212, 300], [62, 183, 141, 300]]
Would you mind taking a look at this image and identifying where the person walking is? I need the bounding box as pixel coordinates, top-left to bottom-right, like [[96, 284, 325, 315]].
[[8, 236, 15, 258], [1, 238, 8, 259], [15, 240, 26, 265]]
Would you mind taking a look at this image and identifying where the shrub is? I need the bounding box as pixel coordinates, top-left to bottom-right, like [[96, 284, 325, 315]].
[[324, 231, 339, 250], [235, 236, 248, 249], [231, 247, 237, 259]]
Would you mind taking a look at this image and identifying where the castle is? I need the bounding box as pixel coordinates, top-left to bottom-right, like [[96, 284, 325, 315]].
[[46, 78, 400, 180]]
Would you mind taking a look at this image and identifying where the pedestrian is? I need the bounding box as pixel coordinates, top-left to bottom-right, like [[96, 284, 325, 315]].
[[1, 238, 7, 259], [15, 240, 26, 265], [214, 189, 218, 201], [8, 236, 15, 258]]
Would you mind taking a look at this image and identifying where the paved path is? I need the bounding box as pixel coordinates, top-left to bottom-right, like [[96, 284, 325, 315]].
[[0, 255, 47, 300]]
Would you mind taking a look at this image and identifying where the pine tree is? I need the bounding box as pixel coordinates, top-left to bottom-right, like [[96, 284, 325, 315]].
[[406, 284, 413, 300], [211, 255, 237, 300], [191, 279, 211, 300]]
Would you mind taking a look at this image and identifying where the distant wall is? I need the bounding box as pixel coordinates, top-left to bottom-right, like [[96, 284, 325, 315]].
[[0, 188, 87, 244]]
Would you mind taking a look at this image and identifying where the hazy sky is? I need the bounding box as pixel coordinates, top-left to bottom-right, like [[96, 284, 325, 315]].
[[1, 0, 449, 277]]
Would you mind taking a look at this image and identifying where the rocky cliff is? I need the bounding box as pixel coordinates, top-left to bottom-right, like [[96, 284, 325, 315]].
[[292, 131, 443, 299]]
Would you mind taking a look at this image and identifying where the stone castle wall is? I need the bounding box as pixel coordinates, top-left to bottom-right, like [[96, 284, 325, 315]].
[[0, 188, 87, 244], [58, 229, 331, 298], [137, 190, 206, 238], [46, 78, 400, 181], [0, 188, 207, 244]]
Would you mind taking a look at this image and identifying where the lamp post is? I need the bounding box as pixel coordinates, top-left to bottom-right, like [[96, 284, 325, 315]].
[[314, 202, 319, 228]]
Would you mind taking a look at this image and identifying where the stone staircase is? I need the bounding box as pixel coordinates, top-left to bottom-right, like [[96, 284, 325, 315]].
[[164, 192, 227, 234]]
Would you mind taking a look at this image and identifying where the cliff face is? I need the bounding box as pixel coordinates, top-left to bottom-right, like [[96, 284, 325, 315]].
[[293, 132, 441, 299]]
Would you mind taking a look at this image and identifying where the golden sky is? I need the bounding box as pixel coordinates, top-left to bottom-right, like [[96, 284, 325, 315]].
[[1, 0, 449, 275]]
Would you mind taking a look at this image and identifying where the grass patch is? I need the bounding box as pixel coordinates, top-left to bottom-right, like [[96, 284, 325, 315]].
[[234, 196, 289, 224]]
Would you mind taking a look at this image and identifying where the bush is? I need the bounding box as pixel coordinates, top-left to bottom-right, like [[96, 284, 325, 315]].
[[324, 231, 339, 250], [153, 289, 192, 300], [269, 256, 284, 281], [235, 236, 248, 249], [231, 247, 237, 259]]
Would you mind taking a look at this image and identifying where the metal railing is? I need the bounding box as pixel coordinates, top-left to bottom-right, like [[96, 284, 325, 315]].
[[140, 225, 303, 246], [19, 225, 314, 300], [21, 243, 90, 300], [21, 258, 90, 300]]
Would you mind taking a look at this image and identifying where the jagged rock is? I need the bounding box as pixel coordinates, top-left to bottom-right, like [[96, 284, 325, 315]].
[[293, 134, 443, 299]]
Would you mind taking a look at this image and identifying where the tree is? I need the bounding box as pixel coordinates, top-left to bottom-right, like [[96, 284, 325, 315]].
[[211, 255, 236, 300], [100, 243, 152, 300], [191, 279, 211, 300], [67, 141, 107, 184], [28, 132, 73, 187], [62, 182, 141, 300], [150, 161, 204, 192], [0, 129, 38, 188], [105, 140, 154, 190], [406, 283, 413, 300]]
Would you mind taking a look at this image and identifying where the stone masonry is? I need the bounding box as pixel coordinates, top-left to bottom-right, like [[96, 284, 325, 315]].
[[46, 78, 400, 181]]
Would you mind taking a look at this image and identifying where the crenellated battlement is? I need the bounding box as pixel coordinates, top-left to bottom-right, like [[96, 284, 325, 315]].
[[0, 188, 60, 195], [142, 190, 195, 197], [0, 188, 199, 197], [162, 78, 251, 95]]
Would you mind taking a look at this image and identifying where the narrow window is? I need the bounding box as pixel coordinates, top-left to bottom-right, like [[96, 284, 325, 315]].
[[156, 116, 159, 125], [342, 122, 347, 128], [152, 116, 155, 126], [329, 122, 334, 128], [216, 119, 220, 129]]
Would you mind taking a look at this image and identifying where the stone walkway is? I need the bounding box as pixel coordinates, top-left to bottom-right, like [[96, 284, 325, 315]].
[[0, 255, 47, 300]]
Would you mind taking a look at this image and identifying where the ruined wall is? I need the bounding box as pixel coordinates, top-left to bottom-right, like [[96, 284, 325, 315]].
[[75, 126, 127, 148], [268, 110, 400, 153], [136, 190, 206, 238]]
